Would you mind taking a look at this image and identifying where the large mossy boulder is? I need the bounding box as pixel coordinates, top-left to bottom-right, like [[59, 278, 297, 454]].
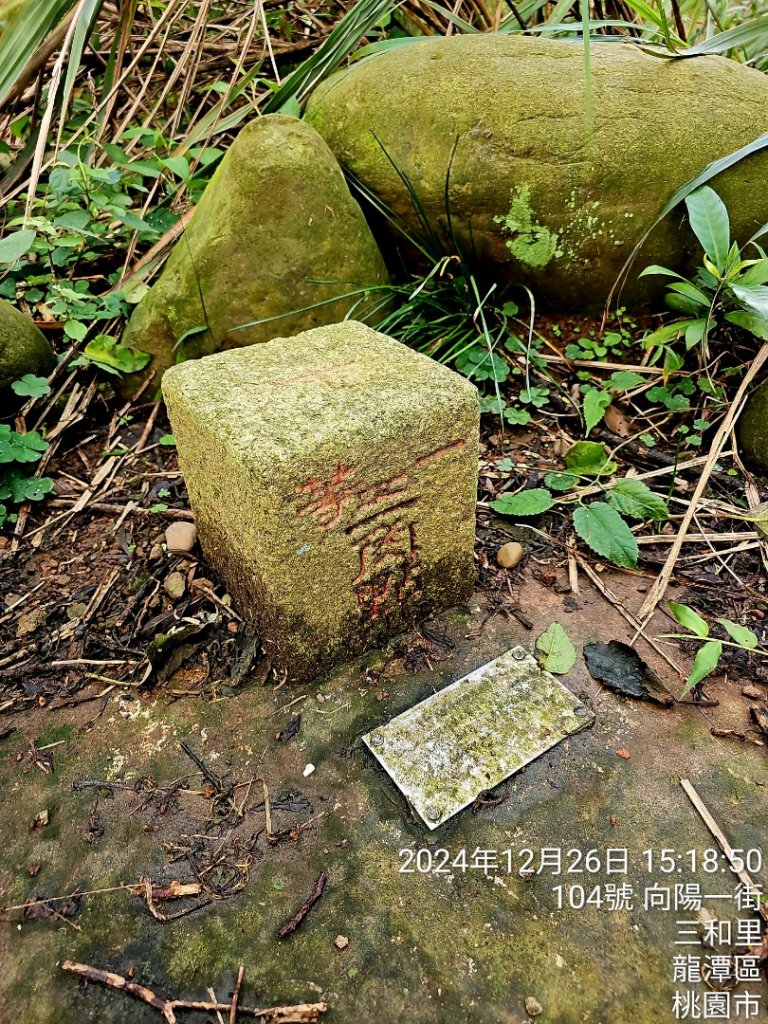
[[121, 115, 389, 387], [305, 35, 768, 310], [0, 299, 55, 388]]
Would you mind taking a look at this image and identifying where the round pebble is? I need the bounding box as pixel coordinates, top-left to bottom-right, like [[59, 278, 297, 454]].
[[163, 571, 186, 600], [303, 763, 316, 777], [524, 996, 543, 1017], [165, 521, 198, 554], [334, 935, 350, 950], [496, 541, 525, 569]]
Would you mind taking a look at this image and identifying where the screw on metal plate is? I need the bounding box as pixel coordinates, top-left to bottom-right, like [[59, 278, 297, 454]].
[[369, 732, 384, 748], [425, 806, 443, 823], [511, 646, 527, 661]]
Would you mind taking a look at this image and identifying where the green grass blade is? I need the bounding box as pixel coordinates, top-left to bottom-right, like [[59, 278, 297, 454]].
[[0, 0, 76, 107], [263, 0, 402, 114]]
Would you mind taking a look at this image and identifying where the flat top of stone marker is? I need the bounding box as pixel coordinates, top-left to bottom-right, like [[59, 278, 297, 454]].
[[161, 322, 477, 466], [363, 646, 594, 829]]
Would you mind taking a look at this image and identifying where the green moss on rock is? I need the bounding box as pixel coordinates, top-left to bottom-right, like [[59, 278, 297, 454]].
[[0, 299, 55, 388], [162, 322, 479, 681], [737, 381, 768, 472], [305, 35, 768, 309], [121, 115, 389, 390]]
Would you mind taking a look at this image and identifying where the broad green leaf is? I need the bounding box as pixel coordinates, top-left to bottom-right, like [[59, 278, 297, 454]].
[[503, 407, 531, 426], [583, 388, 611, 436], [491, 488, 554, 517], [535, 622, 577, 675], [668, 280, 712, 309], [669, 602, 709, 638], [11, 374, 50, 399], [731, 283, 768, 322], [725, 310, 768, 340], [606, 478, 669, 521], [8, 474, 54, 502], [0, 229, 35, 265], [573, 502, 638, 567], [717, 618, 758, 650], [161, 156, 191, 181], [83, 335, 150, 376], [564, 440, 616, 477], [64, 320, 88, 341], [684, 186, 730, 272], [158, 434, 176, 447], [682, 640, 722, 696], [607, 370, 645, 391], [544, 470, 579, 492], [0, 427, 47, 464], [738, 260, 768, 286]]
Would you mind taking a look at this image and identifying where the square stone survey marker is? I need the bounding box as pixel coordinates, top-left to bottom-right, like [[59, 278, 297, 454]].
[[162, 322, 479, 681], [363, 646, 594, 829]]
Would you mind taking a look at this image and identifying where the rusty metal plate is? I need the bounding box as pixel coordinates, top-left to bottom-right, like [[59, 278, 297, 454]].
[[363, 645, 594, 829]]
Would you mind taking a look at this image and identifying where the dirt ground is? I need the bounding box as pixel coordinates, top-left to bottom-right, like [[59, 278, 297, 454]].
[[2, 557, 767, 1022]]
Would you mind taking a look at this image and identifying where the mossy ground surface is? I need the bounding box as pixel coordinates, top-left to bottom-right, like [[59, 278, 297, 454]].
[[1, 575, 767, 1023]]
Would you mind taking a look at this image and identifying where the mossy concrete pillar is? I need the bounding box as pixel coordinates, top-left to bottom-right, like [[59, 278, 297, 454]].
[[162, 322, 479, 680]]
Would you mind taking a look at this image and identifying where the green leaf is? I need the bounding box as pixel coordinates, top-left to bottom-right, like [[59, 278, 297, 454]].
[[682, 640, 722, 696], [64, 320, 88, 341], [669, 602, 709, 638], [0, 427, 47, 464], [161, 156, 191, 181], [583, 388, 611, 436], [717, 619, 758, 651], [279, 96, 302, 118], [606, 478, 669, 521], [573, 502, 638, 568], [564, 441, 616, 477], [158, 434, 176, 447], [11, 374, 50, 398], [607, 370, 645, 391], [491, 488, 554, 517], [535, 622, 577, 675], [724, 310, 768, 340], [503, 407, 531, 426], [684, 186, 730, 272], [9, 474, 54, 502], [0, 229, 35, 265], [83, 335, 151, 376], [544, 471, 579, 492]]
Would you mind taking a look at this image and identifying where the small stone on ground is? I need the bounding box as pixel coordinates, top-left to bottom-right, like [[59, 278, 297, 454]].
[[165, 521, 197, 554]]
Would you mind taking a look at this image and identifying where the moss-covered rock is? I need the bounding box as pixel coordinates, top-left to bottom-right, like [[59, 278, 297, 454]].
[[305, 35, 768, 309], [162, 321, 479, 681], [737, 382, 768, 472], [121, 115, 389, 389], [0, 299, 55, 388]]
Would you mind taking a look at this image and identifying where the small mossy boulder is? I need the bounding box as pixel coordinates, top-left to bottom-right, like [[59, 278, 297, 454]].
[[121, 114, 389, 388], [0, 299, 55, 388], [305, 35, 768, 310], [738, 383, 768, 472]]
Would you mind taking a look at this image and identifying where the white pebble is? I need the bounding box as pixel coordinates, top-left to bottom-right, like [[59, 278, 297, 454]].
[[303, 763, 316, 777]]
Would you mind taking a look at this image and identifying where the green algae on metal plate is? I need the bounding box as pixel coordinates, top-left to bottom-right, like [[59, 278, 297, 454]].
[[363, 645, 594, 829]]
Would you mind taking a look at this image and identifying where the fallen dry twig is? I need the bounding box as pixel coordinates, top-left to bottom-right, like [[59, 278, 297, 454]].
[[277, 871, 328, 940], [637, 344, 768, 623], [62, 960, 327, 1022], [680, 779, 768, 924]]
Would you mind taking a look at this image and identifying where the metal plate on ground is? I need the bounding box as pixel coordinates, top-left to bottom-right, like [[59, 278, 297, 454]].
[[363, 645, 594, 830]]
